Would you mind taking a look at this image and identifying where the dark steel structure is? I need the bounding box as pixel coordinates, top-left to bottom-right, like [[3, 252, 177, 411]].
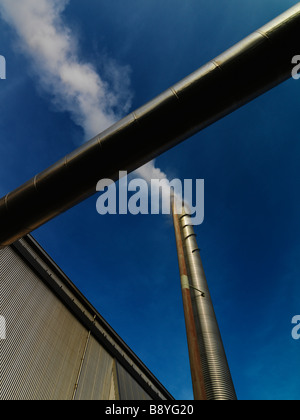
[[0, 4, 300, 248]]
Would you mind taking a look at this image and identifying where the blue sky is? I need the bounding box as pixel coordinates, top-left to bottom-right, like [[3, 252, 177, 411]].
[[1, 0, 300, 400]]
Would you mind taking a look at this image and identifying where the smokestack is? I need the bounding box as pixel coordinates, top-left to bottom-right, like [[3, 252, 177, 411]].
[[172, 199, 207, 400], [174, 205, 237, 400], [1, 3, 300, 248]]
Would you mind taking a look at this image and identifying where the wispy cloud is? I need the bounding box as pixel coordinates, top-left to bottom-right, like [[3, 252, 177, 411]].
[[0, 0, 132, 139], [0, 0, 177, 197]]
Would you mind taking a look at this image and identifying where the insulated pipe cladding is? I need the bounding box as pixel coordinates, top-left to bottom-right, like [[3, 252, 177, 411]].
[[178, 207, 237, 401], [1, 4, 300, 248]]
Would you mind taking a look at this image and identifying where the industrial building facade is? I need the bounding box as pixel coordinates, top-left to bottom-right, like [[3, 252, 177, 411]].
[[0, 4, 299, 402], [0, 235, 173, 401]]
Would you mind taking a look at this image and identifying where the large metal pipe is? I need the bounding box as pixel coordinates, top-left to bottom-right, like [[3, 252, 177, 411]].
[[180, 208, 237, 400], [1, 4, 300, 248], [172, 201, 207, 401]]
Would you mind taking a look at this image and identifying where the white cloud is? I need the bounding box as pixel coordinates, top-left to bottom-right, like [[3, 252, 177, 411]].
[[0, 0, 132, 139], [0, 0, 174, 195]]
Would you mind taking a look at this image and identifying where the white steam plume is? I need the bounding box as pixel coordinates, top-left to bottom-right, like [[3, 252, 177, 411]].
[[135, 161, 184, 215], [0, 0, 132, 139], [0, 0, 177, 208], [135, 161, 168, 184]]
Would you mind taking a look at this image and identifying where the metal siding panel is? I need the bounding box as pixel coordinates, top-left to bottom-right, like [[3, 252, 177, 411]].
[[74, 336, 114, 400], [108, 373, 116, 400], [109, 360, 119, 400], [0, 240, 172, 400], [116, 362, 152, 401], [0, 247, 88, 400]]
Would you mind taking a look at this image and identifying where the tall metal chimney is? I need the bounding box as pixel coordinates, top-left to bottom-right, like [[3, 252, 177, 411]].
[[173, 204, 237, 400], [172, 200, 207, 400]]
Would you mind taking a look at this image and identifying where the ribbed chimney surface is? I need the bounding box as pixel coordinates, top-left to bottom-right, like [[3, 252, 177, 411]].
[[173, 205, 237, 400]]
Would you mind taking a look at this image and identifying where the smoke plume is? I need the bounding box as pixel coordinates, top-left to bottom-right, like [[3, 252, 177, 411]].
[[0, 0, 177, 209], [0, 0, 132, 139]]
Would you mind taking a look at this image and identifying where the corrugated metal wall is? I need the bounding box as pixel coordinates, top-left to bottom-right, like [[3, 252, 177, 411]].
[[116, 362, 152, 401], [0, 246, 87, 400], [74, 335, 116, 400], [0, 245, 153, 400]]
